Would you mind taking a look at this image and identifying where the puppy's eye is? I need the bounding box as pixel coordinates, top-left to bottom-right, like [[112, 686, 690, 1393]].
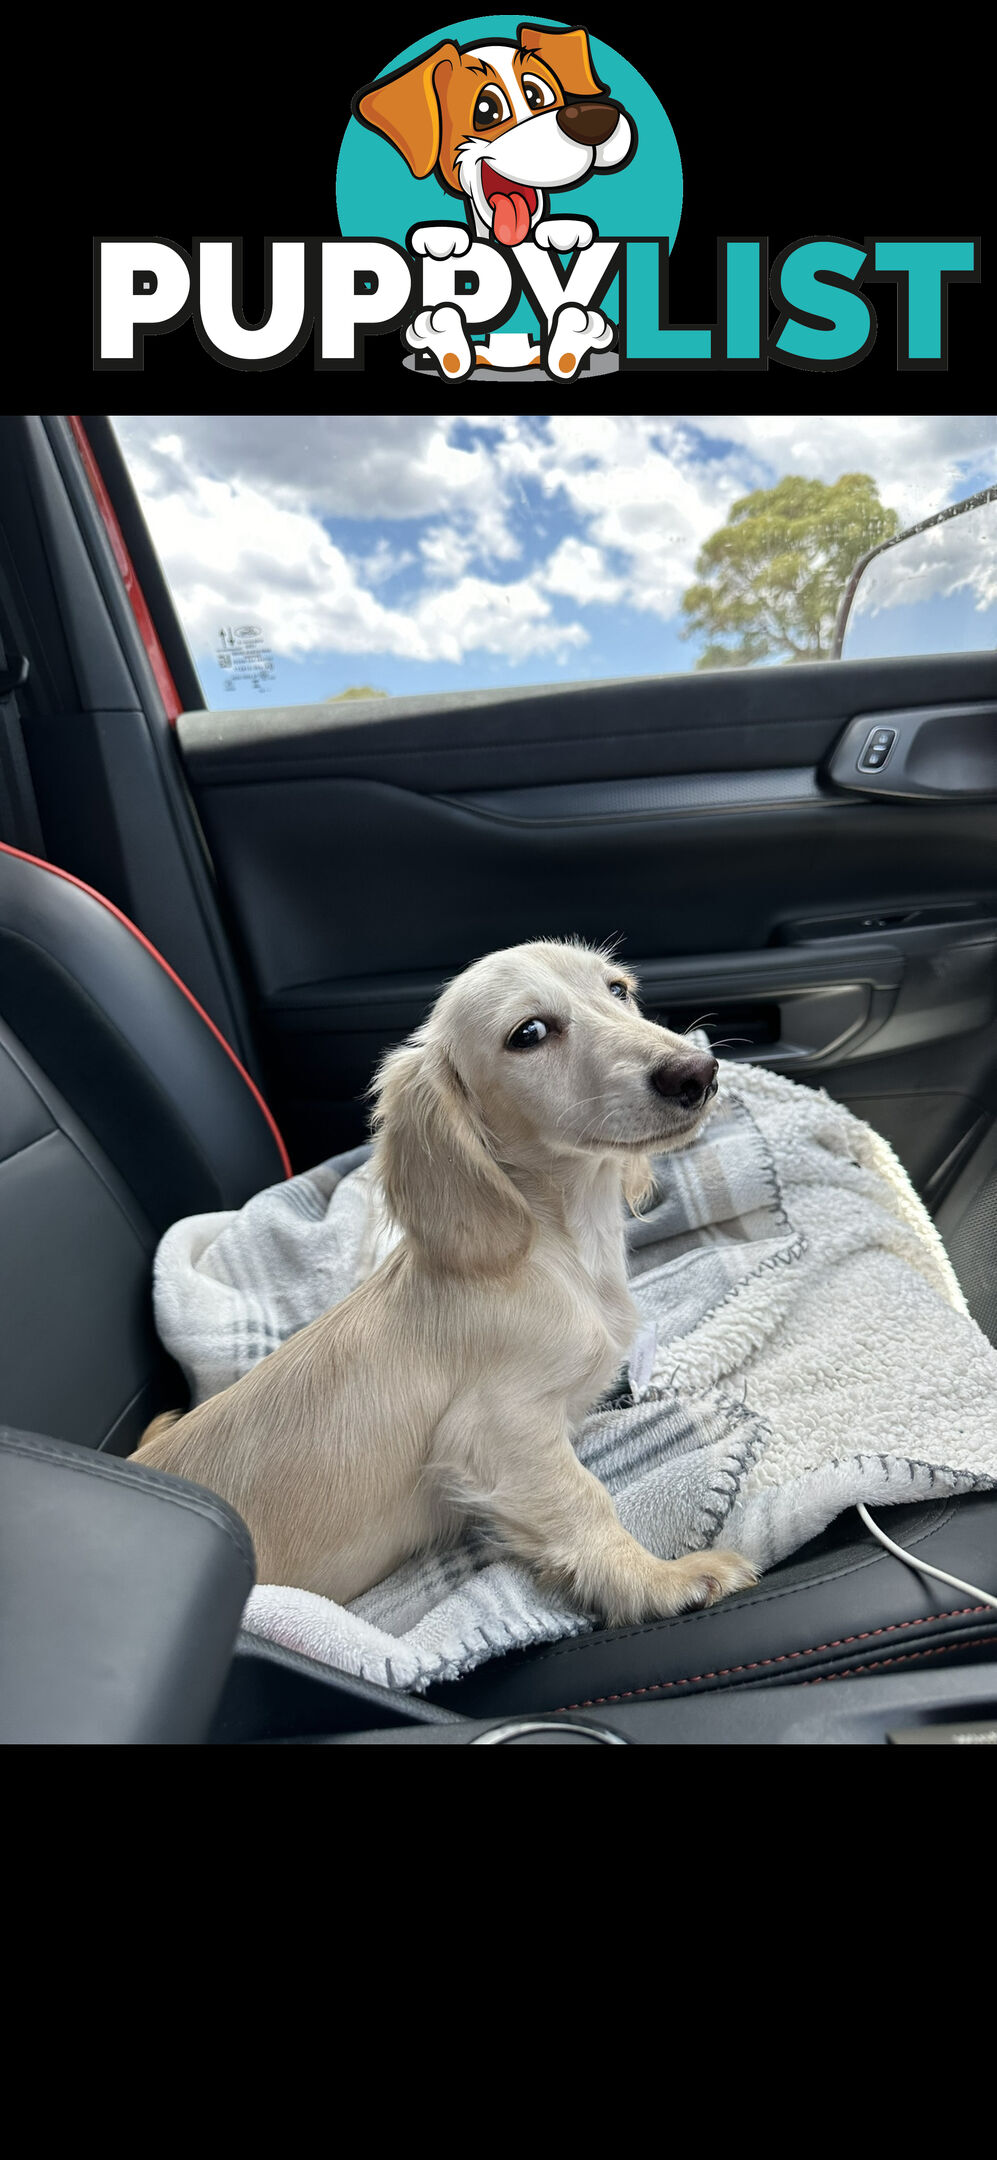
[[473, 86, 511, 129], [608, 980, 630, 1001], [522, 74, 556, 112], [506, 1018, 549, 1050]]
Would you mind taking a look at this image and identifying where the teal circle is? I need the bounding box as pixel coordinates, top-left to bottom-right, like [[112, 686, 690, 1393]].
[[336, 16, 682, 341]]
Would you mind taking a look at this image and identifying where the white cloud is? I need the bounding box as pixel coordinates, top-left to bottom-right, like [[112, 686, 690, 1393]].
[[123, 452, 584, 666], [522, 417, 745, 620], [114, 412, 523, 566], [353, 538, 415, 585], [407, 576, 588, 665], [540, 537, 625, 605], [115, 414, 488, 518], [419, 524, 471, 580]]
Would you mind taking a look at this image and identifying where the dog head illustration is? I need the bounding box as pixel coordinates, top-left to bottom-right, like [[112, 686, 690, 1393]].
[[354, 22, 635, 246]]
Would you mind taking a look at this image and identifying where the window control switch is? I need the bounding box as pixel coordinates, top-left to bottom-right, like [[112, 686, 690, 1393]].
[[858, 726, 897, 772]]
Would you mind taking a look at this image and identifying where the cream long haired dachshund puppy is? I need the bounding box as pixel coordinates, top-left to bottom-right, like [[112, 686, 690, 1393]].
[[134, 942, 756, 1622]]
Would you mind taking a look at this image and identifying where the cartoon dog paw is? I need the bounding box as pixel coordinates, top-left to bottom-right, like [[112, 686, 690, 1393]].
[[546, 302, 615, 379], [409, 225, 472, 260], [404, 303, 473, 380], [532, 217, 596, 253]]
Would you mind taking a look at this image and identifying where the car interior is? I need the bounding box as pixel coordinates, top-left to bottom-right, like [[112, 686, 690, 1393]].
[[1, 412, 995, 1746]]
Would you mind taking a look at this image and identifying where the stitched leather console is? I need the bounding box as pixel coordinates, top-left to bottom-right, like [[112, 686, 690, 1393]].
[[424, 1495, 997, 1716]]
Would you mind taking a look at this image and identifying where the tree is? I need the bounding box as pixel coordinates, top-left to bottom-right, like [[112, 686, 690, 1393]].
[[681, 474, 900, 669], [324, 686, 389, 700]]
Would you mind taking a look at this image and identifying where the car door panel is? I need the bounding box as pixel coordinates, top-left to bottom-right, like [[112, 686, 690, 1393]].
[[176, 649, 997, 1191], [178, 650, 997, 787]]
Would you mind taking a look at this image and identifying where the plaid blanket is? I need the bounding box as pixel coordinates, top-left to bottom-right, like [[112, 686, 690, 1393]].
[[152, 1060, 997, 1693]]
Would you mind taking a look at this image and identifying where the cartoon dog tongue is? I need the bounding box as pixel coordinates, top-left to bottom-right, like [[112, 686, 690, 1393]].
[[492, 185, 532, 248]]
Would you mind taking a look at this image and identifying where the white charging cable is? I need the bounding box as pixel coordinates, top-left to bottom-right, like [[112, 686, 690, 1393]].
[[856, 1502, 997, 1611]]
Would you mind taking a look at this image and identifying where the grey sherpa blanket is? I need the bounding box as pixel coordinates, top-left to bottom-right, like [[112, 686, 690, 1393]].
[[152, 1061, 997, 1694]]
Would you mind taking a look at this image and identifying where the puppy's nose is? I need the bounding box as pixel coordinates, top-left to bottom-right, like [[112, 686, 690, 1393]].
[[556, 101, 621, 146], [650, 1052, 719, 1111]]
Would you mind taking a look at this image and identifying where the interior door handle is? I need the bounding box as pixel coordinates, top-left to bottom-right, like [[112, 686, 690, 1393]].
[[634, 942, 903, 1069], [825, 702, 997, 799]]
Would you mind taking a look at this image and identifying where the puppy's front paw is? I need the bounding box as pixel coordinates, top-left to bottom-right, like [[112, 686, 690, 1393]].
[[404, 304, 473, 380], [644, 1548, 758, 1619], [533, 216, 595, 253], [409, 225, 472, 260], [546, 302, 614, 379]]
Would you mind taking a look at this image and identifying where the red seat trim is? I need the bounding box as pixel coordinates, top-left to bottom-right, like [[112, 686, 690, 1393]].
[[0, 840, 292, 1180], [67, 416, 184, 724]]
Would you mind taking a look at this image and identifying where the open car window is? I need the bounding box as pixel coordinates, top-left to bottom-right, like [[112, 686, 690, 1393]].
[[111, 414, 997, 713]]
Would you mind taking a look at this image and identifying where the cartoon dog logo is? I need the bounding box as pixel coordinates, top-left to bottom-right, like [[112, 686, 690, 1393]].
[[353, 22, 636, 377]]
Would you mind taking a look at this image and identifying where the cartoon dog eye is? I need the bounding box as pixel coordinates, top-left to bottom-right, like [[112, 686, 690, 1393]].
[[472, 85, 512, 130], [521, 74, 558, 112]]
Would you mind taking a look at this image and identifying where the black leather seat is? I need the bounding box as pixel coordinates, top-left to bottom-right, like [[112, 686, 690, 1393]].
[[2, 836, 995, 1725], [0, 841, 288, 1454]]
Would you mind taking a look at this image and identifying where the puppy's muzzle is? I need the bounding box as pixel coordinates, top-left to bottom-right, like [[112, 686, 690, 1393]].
[[650, 1052, 719, 1111], [556, 100, 623, 147]]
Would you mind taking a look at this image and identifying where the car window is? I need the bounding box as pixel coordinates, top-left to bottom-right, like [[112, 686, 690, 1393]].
[[111, 414, 997, 709]]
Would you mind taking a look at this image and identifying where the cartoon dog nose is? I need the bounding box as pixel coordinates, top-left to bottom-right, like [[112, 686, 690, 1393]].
[[556, 101, 621, 147], [650, 1053, 719, 1111]]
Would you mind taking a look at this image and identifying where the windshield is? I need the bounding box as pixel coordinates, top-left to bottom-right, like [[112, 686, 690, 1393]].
[[112, 413, 997, 708]]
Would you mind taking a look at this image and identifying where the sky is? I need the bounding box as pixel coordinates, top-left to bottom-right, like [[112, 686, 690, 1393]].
[[111, 414, 997, 707]]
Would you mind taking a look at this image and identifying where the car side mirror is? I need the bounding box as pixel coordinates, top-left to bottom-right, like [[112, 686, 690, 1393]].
[[833, 483, 997, 662]]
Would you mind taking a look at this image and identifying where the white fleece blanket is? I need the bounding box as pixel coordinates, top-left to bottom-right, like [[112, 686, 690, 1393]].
[[152, 1063, 997, 1694]]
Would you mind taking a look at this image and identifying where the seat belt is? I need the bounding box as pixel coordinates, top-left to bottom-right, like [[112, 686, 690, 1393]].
[[0, 629, 44, 854]]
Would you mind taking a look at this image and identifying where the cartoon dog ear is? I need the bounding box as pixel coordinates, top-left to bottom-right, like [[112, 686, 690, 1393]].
[[354, 42, 460, 178], [518, 22, 608, 98], [370, 1036, 534, 1277]]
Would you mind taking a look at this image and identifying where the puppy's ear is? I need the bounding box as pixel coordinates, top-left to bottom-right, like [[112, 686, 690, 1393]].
[[518, 23, 607, 98], [371, 1038, 533, 1276], [354, 42, 460, 178], [622, 1153, 655, 1216]]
